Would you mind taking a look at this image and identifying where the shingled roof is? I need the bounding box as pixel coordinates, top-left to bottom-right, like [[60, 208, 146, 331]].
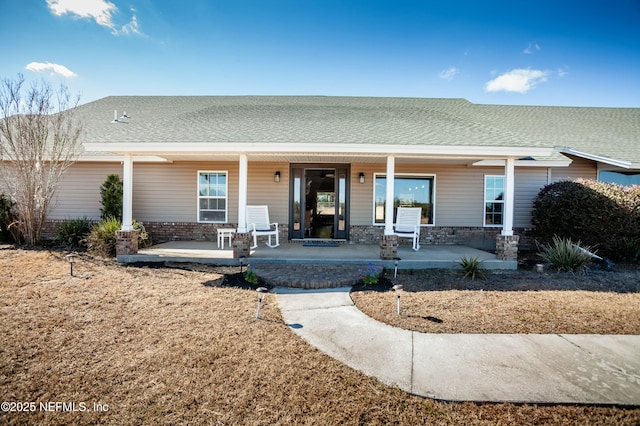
[[76, 96, 640, 167]]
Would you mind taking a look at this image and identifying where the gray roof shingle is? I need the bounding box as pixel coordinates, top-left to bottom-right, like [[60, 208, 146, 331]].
[[75, 96, 640, 167]]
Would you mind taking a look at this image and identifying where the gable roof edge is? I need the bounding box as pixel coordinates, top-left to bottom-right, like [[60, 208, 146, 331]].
[[559, 148, 632, 169]]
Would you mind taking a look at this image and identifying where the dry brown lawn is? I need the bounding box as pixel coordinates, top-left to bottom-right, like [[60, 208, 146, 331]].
[[351, 268, 640, 334], [1, 248, 639, 425]]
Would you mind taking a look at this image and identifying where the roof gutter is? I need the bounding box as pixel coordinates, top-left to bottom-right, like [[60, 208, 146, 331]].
[[83, 142, 555, 159]]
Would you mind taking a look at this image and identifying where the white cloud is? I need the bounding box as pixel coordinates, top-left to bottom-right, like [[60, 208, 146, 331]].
[[25, 62, 78, 78], [47, 0, 117, 31], [557, 66, 569, 77], [484, 68, 549, 94], [439, 67, 458, 81], [47, 0, 142, 36], [523, 43, 541, 54], [121, 13, 141, 35]]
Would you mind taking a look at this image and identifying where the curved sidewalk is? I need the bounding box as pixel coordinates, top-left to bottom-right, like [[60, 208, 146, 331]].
[[274, 287, 640, 405]]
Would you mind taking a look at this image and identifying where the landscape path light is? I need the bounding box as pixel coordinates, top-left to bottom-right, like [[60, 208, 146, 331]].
[[239, 255, 246, 273], [66, 253, 77, 276], [392, 284, 403, 317], [393, 257, 401, 279], [256, 287, 268, 319]]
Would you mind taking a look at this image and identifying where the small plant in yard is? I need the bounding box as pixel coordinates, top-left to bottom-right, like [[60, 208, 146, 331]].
[[538, 235, 593, 273], [360, 262, 383, 285], [85, 217, 151, 257], [86, 216, 121, 257], [55, 218, 92, 249], [244, 265, 259, 285], [459, 255, 486, 280]]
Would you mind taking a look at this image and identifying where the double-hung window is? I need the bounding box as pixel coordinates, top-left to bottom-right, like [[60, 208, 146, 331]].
[[198, 171, 227, 222], [374, 174, 434, 225], [484, 175, 504, 226]]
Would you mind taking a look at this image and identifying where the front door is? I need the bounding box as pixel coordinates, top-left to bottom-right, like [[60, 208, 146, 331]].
[[289, 164, 349, 240]]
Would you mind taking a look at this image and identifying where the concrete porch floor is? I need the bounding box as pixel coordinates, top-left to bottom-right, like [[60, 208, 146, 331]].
[[118, 240, 517, 270]]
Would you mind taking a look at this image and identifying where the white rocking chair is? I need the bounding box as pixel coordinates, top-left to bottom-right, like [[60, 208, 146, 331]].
[[393, 207, 422, 251], [246, 205, 280, 249]]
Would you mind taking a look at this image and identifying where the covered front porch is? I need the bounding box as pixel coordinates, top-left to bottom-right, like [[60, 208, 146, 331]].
[[117, 240, 517, 270]]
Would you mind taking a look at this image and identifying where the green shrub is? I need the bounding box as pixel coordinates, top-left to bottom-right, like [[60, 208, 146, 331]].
[[86, 217, 152, 257], [614, 237, 640, 263], [100, 174, 123, 221], [0, 193, 18, 243], [55, 218, 92, 249], [537, 236, 593, 273], [532, 179, 640, 260], [86, 216, 121, 257], [244, 265, 259, 285], [459, 255, 486, 280]]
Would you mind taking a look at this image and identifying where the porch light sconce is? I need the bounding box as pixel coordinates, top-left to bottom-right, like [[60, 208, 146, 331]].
[[274, 171, 281, 183], [359, 172, 365, 184]]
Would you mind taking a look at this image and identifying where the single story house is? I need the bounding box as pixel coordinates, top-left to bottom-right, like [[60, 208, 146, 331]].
[[45, 96, 639, 259]]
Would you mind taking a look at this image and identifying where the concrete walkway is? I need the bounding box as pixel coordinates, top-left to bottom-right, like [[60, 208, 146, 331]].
[[274, 287, 640, 405]]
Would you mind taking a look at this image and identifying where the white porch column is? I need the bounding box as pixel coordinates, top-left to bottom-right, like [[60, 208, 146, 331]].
[[384, 155, 395, 235], [502, 157, 515, 236], [122, 153, 134, 231], [237, 154, 248, 233]]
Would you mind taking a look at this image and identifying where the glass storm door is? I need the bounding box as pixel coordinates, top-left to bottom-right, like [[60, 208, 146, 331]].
[[289, 165, 349, 240]]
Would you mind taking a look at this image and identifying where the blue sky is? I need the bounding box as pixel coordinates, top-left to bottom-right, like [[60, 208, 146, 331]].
[[1, 0, 639, 107]]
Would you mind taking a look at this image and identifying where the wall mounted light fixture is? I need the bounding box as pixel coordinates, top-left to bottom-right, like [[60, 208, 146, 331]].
[[274, 171, 281, 183], [359, 172, 365, 184]]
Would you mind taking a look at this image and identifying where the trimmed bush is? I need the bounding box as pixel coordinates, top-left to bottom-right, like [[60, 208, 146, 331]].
[[55, 218, 92, 249], [537, 236, 593, 273], [532, 179, 640, 260]]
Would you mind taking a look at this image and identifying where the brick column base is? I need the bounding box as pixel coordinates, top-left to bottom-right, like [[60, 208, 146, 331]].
[[380, 234, 398, 260], [496, 234, 519, 261], [233, 232, 251, 259], [116, 230, 139, 256]]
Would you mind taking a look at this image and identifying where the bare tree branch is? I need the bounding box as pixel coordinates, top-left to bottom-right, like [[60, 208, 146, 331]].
[[0, 74, 84, 245]]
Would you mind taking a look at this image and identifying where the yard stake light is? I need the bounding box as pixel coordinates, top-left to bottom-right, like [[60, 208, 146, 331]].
[[66, 253, 77, 276], [393, 284, 403, 317], [393, 257, 401, 279], [239, 255, 246, 273], [256, 287, 268, 319]]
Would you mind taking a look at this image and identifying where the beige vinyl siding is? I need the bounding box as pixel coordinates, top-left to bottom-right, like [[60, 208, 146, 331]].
[[350, 163, 375, 226], [514, 168, 549, 227], [132, 161, 289, 224], [246, 162, 289, 224], [349, 162, 547, 228], [49, 162, 122, 219], [550, 155, 597, 182]]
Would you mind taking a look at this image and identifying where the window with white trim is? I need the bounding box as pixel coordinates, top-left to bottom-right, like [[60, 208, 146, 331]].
[[374, 174, 434, 225], [484, 175, 504, 226], [198, 171, 227, 222]]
